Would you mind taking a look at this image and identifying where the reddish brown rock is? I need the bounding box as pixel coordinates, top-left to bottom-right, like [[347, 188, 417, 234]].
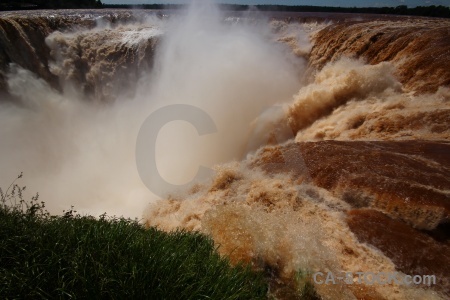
[[347, 209, 450, 296], [252, 140, 450, 230], [310, 19, 450, 94]]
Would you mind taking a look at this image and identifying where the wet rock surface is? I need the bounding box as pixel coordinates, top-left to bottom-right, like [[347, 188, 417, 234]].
[[310, 19, 450, 94], [347, 209, 450, 296], [253, 140, 450, 230]]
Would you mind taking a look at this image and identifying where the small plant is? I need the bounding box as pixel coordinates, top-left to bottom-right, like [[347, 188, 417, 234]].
[[0, 172, 24, 206], [0, 172, 47, 219], [62, 205, 77, 218], [295, 269, 320, 300]]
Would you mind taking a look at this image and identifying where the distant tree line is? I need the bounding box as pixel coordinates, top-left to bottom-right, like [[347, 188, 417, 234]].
[[1, 1, 449, 18], [250, 4, 450, 18], [100, 4, 182, 10], [101, 3, 450, 18], [0, 0, 102, 10]]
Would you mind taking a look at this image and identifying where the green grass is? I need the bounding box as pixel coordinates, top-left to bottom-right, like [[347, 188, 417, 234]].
[[0, 175, 267, 299]]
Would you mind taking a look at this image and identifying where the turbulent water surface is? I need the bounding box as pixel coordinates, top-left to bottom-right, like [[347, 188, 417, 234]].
[[0, 4, 449, 299]]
